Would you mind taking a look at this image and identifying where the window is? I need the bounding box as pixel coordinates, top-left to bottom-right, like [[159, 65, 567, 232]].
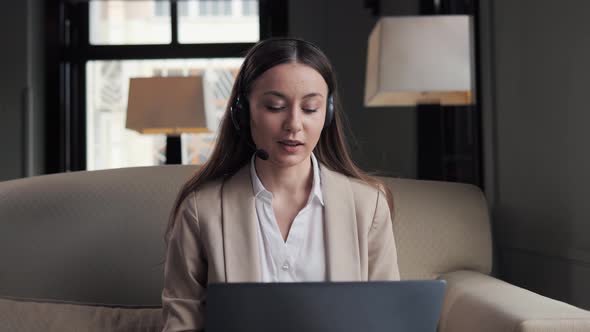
[[243, 0, 257, 16], [47, 0, 287, 172], [198, 0, 232, 17], [179, 0, 258, 43], [154, 0, 170, 17], [90, 1, 172, 45]]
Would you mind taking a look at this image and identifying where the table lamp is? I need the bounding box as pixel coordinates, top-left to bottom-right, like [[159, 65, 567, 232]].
[[126, 76, 209, 164], [364, 15, 474, 107]]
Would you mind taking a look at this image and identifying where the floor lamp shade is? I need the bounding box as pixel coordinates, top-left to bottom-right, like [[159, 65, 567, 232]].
[[364, 15, 474, 106], [125, 76, 209, 134]]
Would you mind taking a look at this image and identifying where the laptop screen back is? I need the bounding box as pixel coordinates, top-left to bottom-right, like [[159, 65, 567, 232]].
[[206, 280, 446, 332]]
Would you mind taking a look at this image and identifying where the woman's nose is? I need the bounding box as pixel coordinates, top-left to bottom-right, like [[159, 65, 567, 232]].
[[283, 108, 302, 133]]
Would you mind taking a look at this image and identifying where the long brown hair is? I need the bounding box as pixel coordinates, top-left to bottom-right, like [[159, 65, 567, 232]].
[[164, 37, 393, 245]]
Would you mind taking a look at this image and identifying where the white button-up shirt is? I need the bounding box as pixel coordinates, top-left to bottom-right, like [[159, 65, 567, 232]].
[[250, 153, 326, 282]]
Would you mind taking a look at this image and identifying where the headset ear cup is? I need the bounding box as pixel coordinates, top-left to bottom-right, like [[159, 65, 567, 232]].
[[239, 98, 250, 129], [324, 95, 334, 129], [231, 95, 250, 131], [230, 99, 241, 131]]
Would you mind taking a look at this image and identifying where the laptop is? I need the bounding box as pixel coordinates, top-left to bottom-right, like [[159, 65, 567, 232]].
[[205, 280, 446, 332]]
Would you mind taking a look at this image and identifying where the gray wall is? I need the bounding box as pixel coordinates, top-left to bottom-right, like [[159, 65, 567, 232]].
[[0, 0, 45, 181], [484, 0, 590, 309], [0, 2, 27, 181], [289, 0, 418, 178]]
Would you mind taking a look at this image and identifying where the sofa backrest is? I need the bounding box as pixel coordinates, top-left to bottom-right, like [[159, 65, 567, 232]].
[[379, 177, 492, 280], [0, 165, 198, 306], [0, 166, 492, 306]]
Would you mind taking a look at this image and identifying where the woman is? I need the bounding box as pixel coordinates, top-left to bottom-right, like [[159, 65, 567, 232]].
[[161, 37, 400, 331]]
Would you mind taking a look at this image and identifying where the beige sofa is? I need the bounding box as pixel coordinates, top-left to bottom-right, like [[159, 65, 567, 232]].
[[0, 165, 589, 331]]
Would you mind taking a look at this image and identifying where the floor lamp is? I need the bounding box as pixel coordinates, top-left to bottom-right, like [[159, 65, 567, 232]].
[[125, 76, 210, 164], [364, 15, 477, 183]]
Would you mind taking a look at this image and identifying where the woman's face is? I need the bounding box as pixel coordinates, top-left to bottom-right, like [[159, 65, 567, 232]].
[[248, 62, 329, 168]]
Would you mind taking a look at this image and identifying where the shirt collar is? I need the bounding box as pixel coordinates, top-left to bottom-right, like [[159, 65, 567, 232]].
[[250, 152, 324, 206], [250, 154, 272, 201]]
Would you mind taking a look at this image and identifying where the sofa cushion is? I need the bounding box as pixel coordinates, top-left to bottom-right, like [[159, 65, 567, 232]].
[[0, 296, 162, 332]]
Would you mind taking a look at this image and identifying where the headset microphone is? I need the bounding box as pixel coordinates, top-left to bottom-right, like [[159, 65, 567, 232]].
[[245, 139, 269, 160], [255, 148, 269, 161]]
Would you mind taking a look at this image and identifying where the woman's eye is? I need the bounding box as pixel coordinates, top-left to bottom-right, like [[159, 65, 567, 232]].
[[265, 105, 317, 113]]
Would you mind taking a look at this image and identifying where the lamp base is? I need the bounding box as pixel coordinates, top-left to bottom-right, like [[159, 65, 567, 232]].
[[165, 135, 182, 164], [416, 104, 480, 186]]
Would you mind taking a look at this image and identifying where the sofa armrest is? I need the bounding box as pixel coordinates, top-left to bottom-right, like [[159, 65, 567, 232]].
[[438, 270, 590, 332]]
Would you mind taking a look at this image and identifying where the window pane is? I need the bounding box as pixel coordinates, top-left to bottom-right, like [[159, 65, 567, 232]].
[[178, 1, 189, 16], [86, 58, 243, 170], [178, 0, 259, 44], [89, 0, 171, 45]]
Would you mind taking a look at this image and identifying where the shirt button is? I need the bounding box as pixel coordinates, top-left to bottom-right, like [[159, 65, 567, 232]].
[[281, 262, 290, 271]]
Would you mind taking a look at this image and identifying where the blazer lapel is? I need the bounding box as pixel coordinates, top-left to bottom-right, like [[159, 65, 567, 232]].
[[321, 164, 362, 281], [221, 164, 261, 282]]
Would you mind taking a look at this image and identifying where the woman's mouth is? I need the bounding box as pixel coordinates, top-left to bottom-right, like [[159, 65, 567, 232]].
[[278, 140, 303, 146], [278, 140, 304, 153]]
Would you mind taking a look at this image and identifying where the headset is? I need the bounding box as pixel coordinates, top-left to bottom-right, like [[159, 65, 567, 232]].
[[230, 38, 335, 133]]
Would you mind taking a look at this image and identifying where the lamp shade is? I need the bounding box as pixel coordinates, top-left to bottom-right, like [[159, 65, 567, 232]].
[[126, 76, 209, 134], [364, 15, 474, 107]]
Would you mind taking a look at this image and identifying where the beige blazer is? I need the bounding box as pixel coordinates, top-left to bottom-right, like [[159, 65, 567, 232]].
[[161, 163, 400, 331]]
